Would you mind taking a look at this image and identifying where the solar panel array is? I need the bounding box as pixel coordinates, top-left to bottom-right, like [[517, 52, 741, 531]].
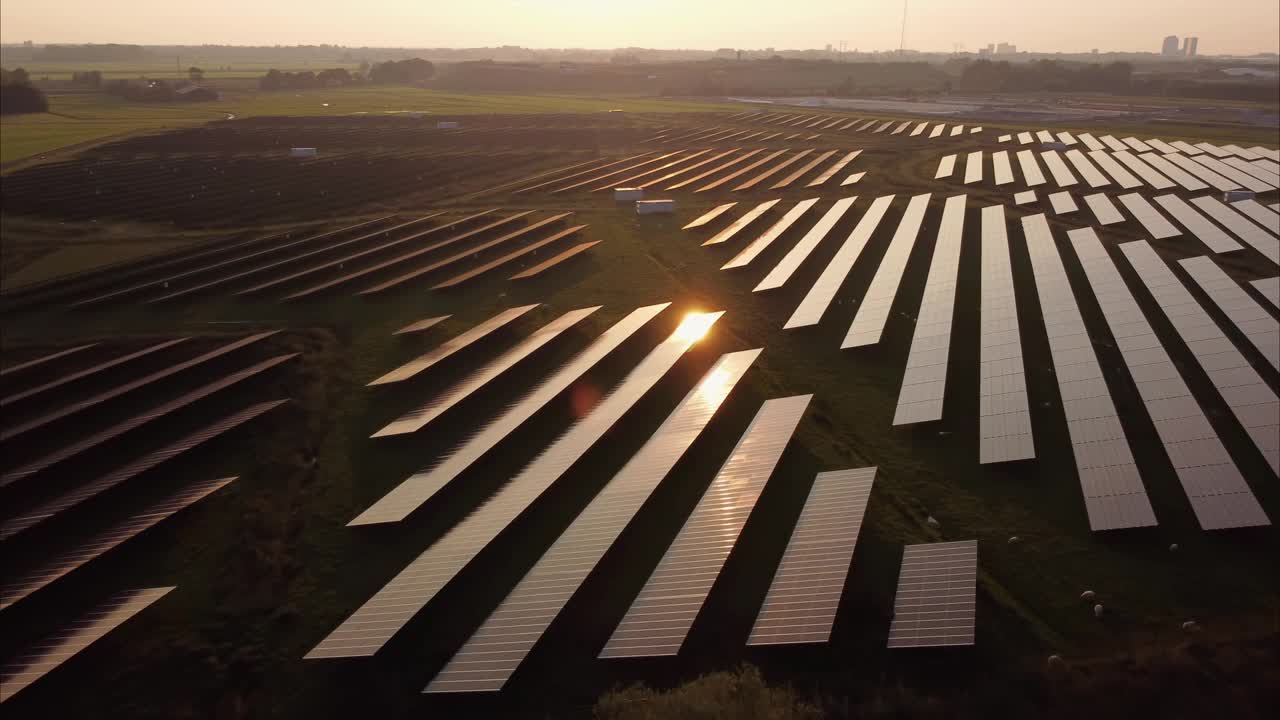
[[806, 150, 862, 187], [510, 240, 602, 280], [1112, 151, 1174, 190], [1117, 193, 1180, 240], [393, 315, 450, 336], [979, 205, 1034, 464], [0, 586, 175, 703], [372, 307, 599, 437], [785, 195, 894, 329], [1, 477, 235, 610], [1088, 151, 1142, 188], [0, 344, 97, 377], [704, 199, 780, 246], [1015, 150, 1046, 186], [1119, 241, 1280, 476], [1179, 257, 1279, 372], [723, 199, 820, 269], [1140, 152, 1208, 191], [599, 393, 809, 659], [1022, 216, 1156, 531], [2, 337, 190, 407], [1228, 199, 1280, 233], [756, 197, 858, 292], [1072, 234, 1269, 529], [842, 194, 931, 348], [894, 195, 965, 425], [308, 312, 723, 658], [369, 305, 538, 386], [1084, 193, 1125, 225], [746, 467, 875, 646], [424, 349, 761, 692], [1064, 149, 1109, 188], [886, 540, 977, 649], [350, 303, 670, 525], [1190, 197, 1280, 265]]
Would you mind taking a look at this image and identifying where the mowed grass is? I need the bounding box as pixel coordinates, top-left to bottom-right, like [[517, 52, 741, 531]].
[[1, 88, 738, 164]]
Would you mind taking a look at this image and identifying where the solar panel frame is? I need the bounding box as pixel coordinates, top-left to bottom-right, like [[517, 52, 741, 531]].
[[1015, 150, 1047, 186], [703, 199, 781, 246], [1152, 195, 1243, 253], [1250, 277, 1280, 309], [771, 149, 838, 189], [1117, 193, 1181, 240], [394, 316, 451, 336], [929, 124, 945, 139], [911, 122, 929, 137], [509, 240, 601, 280], [1138, 152, 1210, 192], [1119, 241, 1279, 475], [1179, 256, 1279, 372], [756, 197, 858, 292], [0, 477, 235, 610], [934, 154, 957, 180], [1145, 138, 1180, 155], [1077, 133, 1105, 151], [683, 203, 738, 230], [1227, 199, 1280, 234], [733, 149, 815, 191], [0, 586, 175, 703], [722, 199, 821, 269], [1100, 135, 1129, 152], [1049, 192, 1078, 214], [1, 344, 98, 377], [886, 540, 977, 648], [2, 337, 190, 407], [992, 151, 1014, 186], [368, 305, 538, 386], [1195, 142, 1232, 158], [1121, 137, 1153, 153], [949, 125, 964, 137], [1022, 216, 1156, 531], [551, 151, 688, 194], [1111, 151, 1176, 190], [589, 149, 714, 192], [1170, 140, 1204, 156], [1083, 193, 1125, 225], [1087, 151, 1143, 189], [308, 312, 724, 658], [1017, 131, 1033, 145], [1221, 157, 1280, 187], [1056, 131, 1078, 146], [784, 195, 895, 328], [431, 224, 587, 289], [1189, 197, 1280, 264], [893, 195, 965, 425], [1040, 150, 1079, 187], [1036, 130, 1055, 143], [746, 467, 875, 646], [372, 307, 599, 437], [979, 204, 1035, 463], [1064, 149, 1110, 188], [963, 151, 984, 184], [841, 193, 931, 348], [666, 149, 767, 190], [802, 150, 861, 188], [892, 120, 912, 135], [1162, 153, 1240, 192], [642, 148, 743, 189], [696, 149, 788, 192]]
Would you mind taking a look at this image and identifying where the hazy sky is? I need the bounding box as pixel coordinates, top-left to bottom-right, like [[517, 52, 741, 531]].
[[3, 0, 1279, 55]]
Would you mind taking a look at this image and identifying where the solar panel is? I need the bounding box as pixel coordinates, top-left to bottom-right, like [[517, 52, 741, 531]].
[[949, 125, 964, 137], [308, 312, 723, 658], [1221, 144, 1261, 160], [1015, 150, 1047, 186], [1145, 138, 1180, 155], [1049, 192, 1078, 214], [1179, 257, 1279, 372], [372, 307, 598, 437], [1, 344, 97, 377], [1152, 195, 1243, 253], [723, 199, 821, 269], [876, 120, 895, 133], [1189, 197, 1280, 264], [734, 149, 814, 191], [1, 477, 235, 610], [703, 199, 781, 246], [934, 154, 957, 179], [368, 305, 537, 386], [1014, 190, 1037, 205], [1077, 133, 1105, 151], [1138, 152, 1209, 192], [668, 150, 768, 191], [1072, 234, 1269, 529], [756, 197, 858, 292], [284, 212, 534, 300], [0, 331, 276, 444], [0, 586, 174, 703], [1119, 241, 1279, 475], [360, 213, 575, 295], [1251, 146, 1280, 162], [0, 354, 294, 489], [1163, 153, 1240, 192], [351, 304, 669, 525], [1117, 193, 1181, 239], [929, 124, 945, 139], [2, 337, 189, 407], [912, 122, 929, 137], [892, 121, 912, 135], [841, 193, 931, 348], [484, 157, 619, 196], [1040, 151, 1079, 187], [997, 134, 1012, 143], [1170, 140, 1204, 156], [1254, 158, 1280, 175], [1064, 149, 1110, 188], [893, 193, 965, 426], [683, 203, 738, 230], [992, 151, 1014, 186], [598, 393, 809, 659], [1220, 157, 1280, 188], [590, 149, 714, 191], [1251, 277, 1280, 309], [1036, 130, 1055, 143], [1083, 193, 1125, 225], [886, 540, 977, 648], [856, 120, 878, 132], [509, 240, 601, 280], [979, 204, 1034, 463], [432, 225, 587, 289], [772, 150, 838, 189], [696, 149, 788, 192], [784, 195, 895, 329], [963, 151, 984, 184], [1195, 142, 1232, 158], [394, 316, 451, 336], [1111, 151, 1175, 190], [1056, 131, 1078, 146], [1087, 151, 1142, 189], [1017, 131, 1033, 145], [1022, 216, 1155, 531], [1121, 137, 1153, 153], [1100, 135, 1128, 152], [745, 467, 874, 646], [552, 151, 688, 194], [841, 171, 866, 186], [1227, 199, 1280, 234], [1, 400, 284, 542], [643, 149, 743, 189]]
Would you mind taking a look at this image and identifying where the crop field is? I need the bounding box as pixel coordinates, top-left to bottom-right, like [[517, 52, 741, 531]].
[[1, 99, 1278, 718]]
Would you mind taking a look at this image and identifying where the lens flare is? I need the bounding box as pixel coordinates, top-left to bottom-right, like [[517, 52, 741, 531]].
[[671, 311, 722, 344]]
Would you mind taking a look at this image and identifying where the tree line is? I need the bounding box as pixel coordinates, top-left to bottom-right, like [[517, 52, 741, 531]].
[[258, 58, 434, 90], [0, 67, 48, 115]]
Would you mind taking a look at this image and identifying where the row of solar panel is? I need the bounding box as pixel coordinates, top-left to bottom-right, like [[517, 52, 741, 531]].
[[66, 211, 596, 307], [702, 111, 982, 141], [997, 130, 1280, 165]]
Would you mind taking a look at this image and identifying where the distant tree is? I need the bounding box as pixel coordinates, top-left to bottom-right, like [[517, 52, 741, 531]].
[[72, 70, 103, 87], [368, 58, 435, 85], [11, 67, 30, 84], [259, 69, 285, 91], [188, 66, 205, 82], [316, 68, 352, 87], [0, 82, 49, 114]]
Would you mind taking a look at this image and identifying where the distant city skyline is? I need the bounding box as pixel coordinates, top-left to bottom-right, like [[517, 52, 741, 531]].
[[2, 1, 1278, 56]]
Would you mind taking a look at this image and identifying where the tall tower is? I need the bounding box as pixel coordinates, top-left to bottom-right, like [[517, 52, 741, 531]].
[[1184, 37, 1199, 57], [1162, 35, 1180, 56]]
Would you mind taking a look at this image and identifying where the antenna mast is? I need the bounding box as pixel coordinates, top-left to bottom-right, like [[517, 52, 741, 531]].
[[899, 0, 908, 53]]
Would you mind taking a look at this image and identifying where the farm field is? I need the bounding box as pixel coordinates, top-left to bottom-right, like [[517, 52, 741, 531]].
[[1, 98, 1278, 718]]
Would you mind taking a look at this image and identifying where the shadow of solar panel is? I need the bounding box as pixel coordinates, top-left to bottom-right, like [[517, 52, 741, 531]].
[[308, 312, 723, 658], [0, 586, 174, 702], [425, 350, 763, 692], [747, 467, 874, 646], [887, 540, 977, 649], [600, 393, 810, 659], [1, 477, 234, 611], [369, 305, 538, 386]]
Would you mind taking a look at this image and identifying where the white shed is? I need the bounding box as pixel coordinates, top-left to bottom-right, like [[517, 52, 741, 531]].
[[636, 199, 676, 215], [436, 121, 460, 129], [614, 187, 644, 202], [290, 147, 318, 158]]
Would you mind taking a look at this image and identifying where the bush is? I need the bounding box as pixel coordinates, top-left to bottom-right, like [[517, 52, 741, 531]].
[[0, 81, 48, 115], [595, 665, 822, 720]]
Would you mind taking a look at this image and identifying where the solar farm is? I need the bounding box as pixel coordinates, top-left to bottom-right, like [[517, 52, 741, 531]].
[[1, 102, 1278, 717]]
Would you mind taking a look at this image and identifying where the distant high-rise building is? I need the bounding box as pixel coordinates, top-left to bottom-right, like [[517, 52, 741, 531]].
[[996, 42, 1016, 54], [1183, 37, 1199, 56], [1162, 35, 1180, 55]]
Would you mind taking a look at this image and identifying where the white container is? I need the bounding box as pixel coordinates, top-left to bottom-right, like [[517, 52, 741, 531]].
[[614, 187, 644, 202], [636, 199, 676, 215], [1223, 190, 1255, 203], [436, 121, 460, 129], [290, 147, 318, 158]]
